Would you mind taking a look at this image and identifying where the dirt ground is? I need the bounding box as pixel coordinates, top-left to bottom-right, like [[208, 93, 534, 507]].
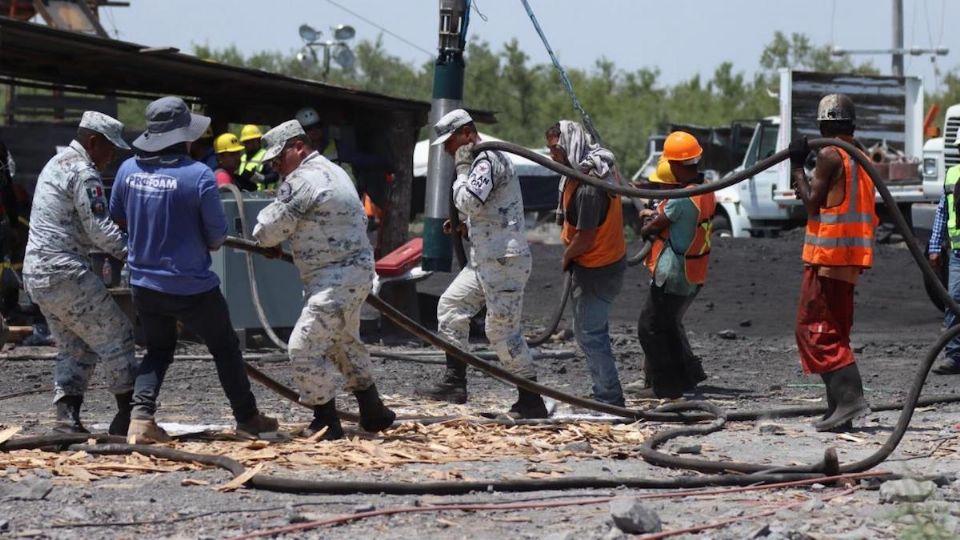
[[3, 230, 960, 539]]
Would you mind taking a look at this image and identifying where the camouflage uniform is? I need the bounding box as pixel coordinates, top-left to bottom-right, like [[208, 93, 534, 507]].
[[253, 148, 375, 406], [23, 134, 135, 402], [437, 148, 536, 379]]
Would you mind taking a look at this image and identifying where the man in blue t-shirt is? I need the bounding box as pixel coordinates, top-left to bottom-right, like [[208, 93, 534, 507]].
[[110, 96, 277, 442]]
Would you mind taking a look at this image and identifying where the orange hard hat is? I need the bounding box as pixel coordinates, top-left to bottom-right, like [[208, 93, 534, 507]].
[[662, 131, 703, 164], [648, 158, 678, 184]]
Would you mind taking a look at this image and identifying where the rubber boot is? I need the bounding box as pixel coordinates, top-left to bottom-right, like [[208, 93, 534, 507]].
[[53, 395, 89, 434], [354, 384, 396, 433], [815, 364, 870, 432], [301, 399, 344, 441], [818, 374, 836, 421], [681, 354, 708, 391], [508, 378, 549, 419], [415, 354, 467, 404], [108, 391, 133, 436]]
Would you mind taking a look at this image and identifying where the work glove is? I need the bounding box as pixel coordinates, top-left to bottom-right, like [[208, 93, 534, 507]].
[[789, 137, 810, 169], [442, 219, 468, 238], [454, 143, 475, 177]]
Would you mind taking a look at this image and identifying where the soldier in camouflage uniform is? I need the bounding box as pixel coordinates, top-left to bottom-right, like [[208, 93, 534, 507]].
[[22, 111, 137, 435], [417, 109, 548, 418], [253, 120, 395, 440]]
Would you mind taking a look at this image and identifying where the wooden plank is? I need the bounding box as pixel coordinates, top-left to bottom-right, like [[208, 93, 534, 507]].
[[218, 463, 263, 492], [0, 425, 21, 445]]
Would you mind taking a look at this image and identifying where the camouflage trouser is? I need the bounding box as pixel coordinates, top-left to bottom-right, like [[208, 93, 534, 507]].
[[288, 279, 375, 406], [437, 254, 535, 379], [24, 270, 137, 402]]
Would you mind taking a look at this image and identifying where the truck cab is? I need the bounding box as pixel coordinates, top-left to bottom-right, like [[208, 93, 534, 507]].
[[715, 117, 805, 237], [910, 104, 960, 241]]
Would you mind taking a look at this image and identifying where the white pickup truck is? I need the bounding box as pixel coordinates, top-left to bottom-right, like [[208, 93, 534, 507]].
[[714, 69, 929, 238], [911, 103, 960, 240], [911, 103, 960, 310]]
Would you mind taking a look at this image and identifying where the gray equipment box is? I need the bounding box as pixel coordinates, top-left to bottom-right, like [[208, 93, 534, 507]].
[[213, 192, 304, 330]]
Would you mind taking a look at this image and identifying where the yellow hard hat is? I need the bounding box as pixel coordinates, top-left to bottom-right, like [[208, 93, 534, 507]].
[[214, 133, 245, 154], [648, 158, 678, 184], [239, 124, 263, 142]]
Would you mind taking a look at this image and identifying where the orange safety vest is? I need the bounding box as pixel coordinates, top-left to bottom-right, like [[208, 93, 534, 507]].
[[801, 146, 878, 268], [644, 187, 716, 285], [560, 180, 626, 268]]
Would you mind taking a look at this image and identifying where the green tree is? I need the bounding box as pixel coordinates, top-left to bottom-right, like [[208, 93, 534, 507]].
[[759, 31, 879, 75], [171, 32, 877, 175]]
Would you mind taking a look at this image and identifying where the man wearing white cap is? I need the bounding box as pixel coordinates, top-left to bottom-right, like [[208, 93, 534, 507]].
[[253, 120, 395, 440], [23, 111, 137, 435], [110, 97, 277, 442], [417, 109, 547, 418]]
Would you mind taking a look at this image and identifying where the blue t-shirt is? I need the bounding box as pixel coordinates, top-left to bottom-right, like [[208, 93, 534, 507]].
[[110, 155, 226, 295]]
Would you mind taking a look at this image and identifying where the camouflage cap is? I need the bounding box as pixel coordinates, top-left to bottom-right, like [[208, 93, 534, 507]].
[[261, 120, 306, 161], [431, 108, 473, 146], [79, 111, 130, 150]]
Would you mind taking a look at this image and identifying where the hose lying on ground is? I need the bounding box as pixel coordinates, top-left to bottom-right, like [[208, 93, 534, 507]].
[[3, 138, 956, 494], [225, 136, 959, 479]]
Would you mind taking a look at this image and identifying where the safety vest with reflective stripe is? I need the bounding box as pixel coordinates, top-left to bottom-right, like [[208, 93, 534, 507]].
[[801, 146, 878, 268], [944, 164, 960, 249], [560, 180, 626, 268], [644, 188, 716, 285], [239, 148, 274, 190]]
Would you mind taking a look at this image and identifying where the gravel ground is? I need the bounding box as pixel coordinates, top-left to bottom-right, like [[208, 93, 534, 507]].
[[2, 232, 960, 539]]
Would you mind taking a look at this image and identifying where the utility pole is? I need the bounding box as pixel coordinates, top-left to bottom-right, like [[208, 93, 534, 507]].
[[422, 0, 466, 273], [832, 0, 947, 77], [892, 0, 904, 77]]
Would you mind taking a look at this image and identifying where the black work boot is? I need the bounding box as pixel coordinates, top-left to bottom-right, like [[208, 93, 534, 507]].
[[818, 374, 836, 421], [681, 354, 708, 391], [815, 364, 870, 432], [354, 384, 396, 433], [300, 399, 344, 441], [508, 378, 549, 419], [53, 395, 89, 434], [416, 354, 467, 404], [108, 391, 134, 436]]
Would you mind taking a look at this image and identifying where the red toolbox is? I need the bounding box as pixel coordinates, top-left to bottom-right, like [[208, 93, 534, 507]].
[[375, 238, 423, 277]]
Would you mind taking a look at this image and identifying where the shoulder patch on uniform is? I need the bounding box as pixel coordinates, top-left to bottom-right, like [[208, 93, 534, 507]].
[[466, 159, 494, 203], [85, 183, 107, 217], [277, 181, 293, 203]]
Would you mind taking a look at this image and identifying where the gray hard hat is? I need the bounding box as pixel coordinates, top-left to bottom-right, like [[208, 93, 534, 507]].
[[817, 94, 856, 123]]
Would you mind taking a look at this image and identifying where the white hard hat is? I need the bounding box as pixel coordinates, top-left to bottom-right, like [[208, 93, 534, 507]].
[[295, 107, 321, 129]]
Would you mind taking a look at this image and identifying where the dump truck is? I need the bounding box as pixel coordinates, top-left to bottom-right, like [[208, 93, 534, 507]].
[[714, 69, 929, 238]]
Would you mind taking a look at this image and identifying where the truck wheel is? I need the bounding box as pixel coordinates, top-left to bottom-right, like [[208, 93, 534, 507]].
[[923, 245, 949, 312], [712, 213, 732, 238]]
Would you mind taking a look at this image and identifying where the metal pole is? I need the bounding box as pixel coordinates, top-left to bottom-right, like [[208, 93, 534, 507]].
[[422, 0, 467, 273], [892, 0, 904, 77]]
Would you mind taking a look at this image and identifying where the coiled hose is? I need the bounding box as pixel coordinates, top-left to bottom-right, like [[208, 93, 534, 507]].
[[4, 138, 957, 494]]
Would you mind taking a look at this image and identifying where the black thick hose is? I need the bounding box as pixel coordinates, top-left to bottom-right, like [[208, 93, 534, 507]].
[[85, 139, 953, 489], [473, 138, 960, 475], [627, 240, 652, 267], [526, 272, 572, 347], [63, 442, 856, 495], [475, 139, 959, 317], [218, 184, 288, 350]]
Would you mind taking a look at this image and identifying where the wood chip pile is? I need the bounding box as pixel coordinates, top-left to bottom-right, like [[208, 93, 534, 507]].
[[0, 420, 654, 485]]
